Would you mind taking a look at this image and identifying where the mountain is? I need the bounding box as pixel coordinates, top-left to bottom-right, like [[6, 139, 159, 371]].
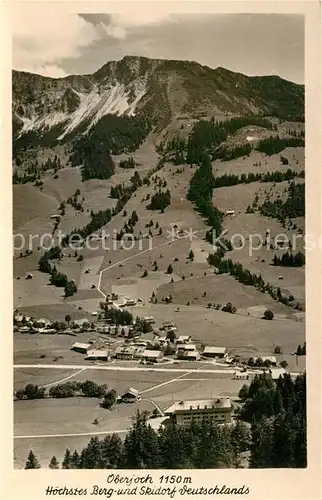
[[13, 55, 304, 151]]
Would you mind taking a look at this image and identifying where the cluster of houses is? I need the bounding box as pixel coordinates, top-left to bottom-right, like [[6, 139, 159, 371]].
[[14, 313, 57, 334], [69, 319, 231, 365]]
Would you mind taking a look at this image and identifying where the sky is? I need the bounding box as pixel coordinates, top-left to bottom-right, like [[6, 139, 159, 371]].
[[12, 8, 304, 84]]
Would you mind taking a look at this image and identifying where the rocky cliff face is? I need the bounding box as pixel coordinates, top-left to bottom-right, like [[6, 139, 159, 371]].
[[12, 55, 304, 146]]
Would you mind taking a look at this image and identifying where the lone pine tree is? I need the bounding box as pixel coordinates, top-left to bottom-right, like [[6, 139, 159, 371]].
[[25, 450, 41, 469]]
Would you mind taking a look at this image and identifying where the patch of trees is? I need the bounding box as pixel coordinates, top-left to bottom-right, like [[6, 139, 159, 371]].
[[147, 189, 171, 211], [16, 380, 117, 404], [221, 302, 237, 314], [69, 114, 151, 179], [99, 303, 133, 325], [259, 181, 305, 221], [240, 373, 306, 468], [296, 342, 306, 356], [256, 136, 305, 156], [263, 309, 274, 320], [134, 316, 154, 333], [213, 169, 304, 188], [212, 143, 252, 161], [272, 251, 305, 267], [119, 157, 136, 169], [61, 208, 112, 247], [48, 381, 108, 399], [38, 247, 77, 297], [187, 152, 223, 239], [15, 384, 46, 400], [13, 155, 63, 184], [66, 188, 84, 212], [110, 171, 142, 199], [186, 116, 273, 165]]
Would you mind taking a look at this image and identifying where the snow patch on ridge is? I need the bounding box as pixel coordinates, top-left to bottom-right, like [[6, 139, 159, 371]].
[[19, 111, 68, 133], [17, 79, 147, 140]]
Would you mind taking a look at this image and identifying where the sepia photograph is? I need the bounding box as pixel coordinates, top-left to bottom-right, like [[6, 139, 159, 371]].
[[11, 5, 309, 475]]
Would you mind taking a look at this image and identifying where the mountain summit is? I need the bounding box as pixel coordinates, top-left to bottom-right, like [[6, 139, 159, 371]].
[[13, 55, 304, 146]]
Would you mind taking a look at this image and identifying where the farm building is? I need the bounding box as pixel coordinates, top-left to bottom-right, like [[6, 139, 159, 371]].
[[20, 326, 30, 333], [141, 349, 164, 363], [86, 350, 109, 361], [177, 335, 191, 345], [161, 321, 176, 330], [73, 318, 90, 328], [143, 316, 155, 324], [233, 370, 249, 380], [125, 298, 137, 306], [177, 350, 200, 361], [35, 318, 52, 328], [269, 367, 287, 380], [260, 356, 277, 366], [177, 343, 196, 352], [120, 387, 141, 403], [164, 398, 232, 427], [202, 346, 227, 358], [71, 342, 91, 354]]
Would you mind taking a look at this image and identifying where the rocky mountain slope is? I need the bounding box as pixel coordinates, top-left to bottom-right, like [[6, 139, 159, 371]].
[[13, 55, 304, 149]]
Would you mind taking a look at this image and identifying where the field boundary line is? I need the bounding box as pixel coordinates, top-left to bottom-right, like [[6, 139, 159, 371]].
[[14, 429, 128, 439], [97, 229, 205, 298], [41, 367, 87, 388]]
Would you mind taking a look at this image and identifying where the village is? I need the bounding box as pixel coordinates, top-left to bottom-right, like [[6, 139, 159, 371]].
[[14, 293, 291, 378]]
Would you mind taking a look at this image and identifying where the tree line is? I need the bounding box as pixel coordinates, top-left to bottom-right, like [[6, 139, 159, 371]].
[[239, 373, 306, 468], [15, 381, 118, 409], [25, 411, 251, 469], [187, 152, 223, 238], [256, 136, 305, 156], [272, 251, 305, 267], [258, 181, 305, 222], [207, 253, 298, 307], [213, 168, 304, 188], [38, 246, 77, 297]]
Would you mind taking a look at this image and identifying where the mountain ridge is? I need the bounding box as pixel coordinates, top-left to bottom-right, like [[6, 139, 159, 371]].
[[12, 55, 304, 154]]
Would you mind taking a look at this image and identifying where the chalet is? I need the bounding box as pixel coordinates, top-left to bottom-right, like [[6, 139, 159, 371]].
[[269, 367, 286, 380], [141, 350, 164, 363], [120, 387, 141, 403], [177, 335, 191, 345], [71, 342, 91, 354]]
